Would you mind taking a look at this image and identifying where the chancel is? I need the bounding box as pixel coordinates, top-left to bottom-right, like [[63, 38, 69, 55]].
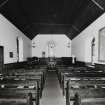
[[0, 0, 105, 105]]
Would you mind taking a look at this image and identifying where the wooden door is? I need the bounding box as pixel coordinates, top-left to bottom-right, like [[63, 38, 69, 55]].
[[0, 46, 4, 73]]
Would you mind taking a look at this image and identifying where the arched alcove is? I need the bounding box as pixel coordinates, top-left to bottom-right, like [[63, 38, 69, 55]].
[[16, 37, 23, 62], [91, 37, 95, 65]]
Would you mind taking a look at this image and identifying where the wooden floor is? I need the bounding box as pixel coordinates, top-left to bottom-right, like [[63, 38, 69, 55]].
[[40, 71, 66, 105]]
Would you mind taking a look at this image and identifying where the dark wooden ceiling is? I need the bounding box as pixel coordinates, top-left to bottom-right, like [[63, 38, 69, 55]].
[[0, 0, 105, 39]]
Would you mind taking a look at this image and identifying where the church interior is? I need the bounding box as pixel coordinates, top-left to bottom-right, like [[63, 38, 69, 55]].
[[0, 0, 105, 105]]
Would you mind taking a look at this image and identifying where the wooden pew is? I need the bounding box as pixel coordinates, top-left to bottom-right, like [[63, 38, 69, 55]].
[[8, 71, 44, 87], [62, 71, 105, 96], [66, 80, 105, 105], [58, 66, 104, 87], [0, 89, 32, 105], [3, 67, 48, 96], [4, 67, 47, 86], [2, 63, 47, 99], [0, 79, 39, 105], [57, 65, 104, 83], [56, 66, 103, 92], [56, 66, 73, 85], [1, 74, 43, 98]]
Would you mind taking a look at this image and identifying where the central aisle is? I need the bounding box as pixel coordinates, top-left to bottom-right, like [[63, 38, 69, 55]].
[[40, 71, 66, 105]]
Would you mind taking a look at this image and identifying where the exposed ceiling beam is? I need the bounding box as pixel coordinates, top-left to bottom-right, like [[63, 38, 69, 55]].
[[0, 0, 104, 40], [91, 0, 104, 11], [72, 25, 79, 32], [0, 0, 9, 8]]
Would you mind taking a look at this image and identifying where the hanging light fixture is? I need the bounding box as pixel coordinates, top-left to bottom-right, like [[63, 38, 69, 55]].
[[32, 41, 36, 48], [67, 41, 70, 48]]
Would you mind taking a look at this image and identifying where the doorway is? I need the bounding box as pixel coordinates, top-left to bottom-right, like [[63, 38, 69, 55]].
[[0, 46, 4, 73]]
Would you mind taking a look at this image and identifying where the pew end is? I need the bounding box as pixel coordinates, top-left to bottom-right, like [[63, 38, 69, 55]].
[[0, 91, 33, 105]]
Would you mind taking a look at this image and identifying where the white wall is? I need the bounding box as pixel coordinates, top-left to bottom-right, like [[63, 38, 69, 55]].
[[32, 34, 71, 57], [0, 14, 32, 64], [71, 13, 105, 64]]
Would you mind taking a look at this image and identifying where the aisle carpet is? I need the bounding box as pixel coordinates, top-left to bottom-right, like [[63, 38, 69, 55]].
[[40, 71, 66, 105]]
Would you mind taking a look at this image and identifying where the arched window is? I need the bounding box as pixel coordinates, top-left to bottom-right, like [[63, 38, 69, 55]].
[[47, 40, 56, 57]]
